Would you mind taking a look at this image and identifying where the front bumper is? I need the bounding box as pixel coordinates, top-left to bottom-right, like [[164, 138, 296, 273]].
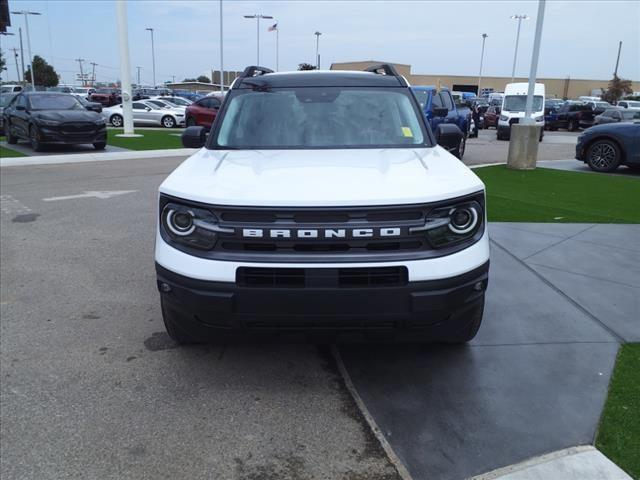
[[156, 260, 489, 341], [37, 126, 107, 145]]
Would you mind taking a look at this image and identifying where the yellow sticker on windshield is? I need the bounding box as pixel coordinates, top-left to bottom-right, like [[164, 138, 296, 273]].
[[401, 127, 413, 137]]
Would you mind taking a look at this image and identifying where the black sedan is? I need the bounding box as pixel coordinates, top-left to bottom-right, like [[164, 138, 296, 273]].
[[3, 92, 107, 152], [575, 121, 640, 172]]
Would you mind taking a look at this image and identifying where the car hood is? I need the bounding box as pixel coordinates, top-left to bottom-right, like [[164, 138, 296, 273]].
[[31, 110, 101, 122], [160, 147, 485, 207]]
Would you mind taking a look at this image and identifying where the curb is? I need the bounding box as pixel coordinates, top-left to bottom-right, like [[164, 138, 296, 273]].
[[0, 148, 197, 167]]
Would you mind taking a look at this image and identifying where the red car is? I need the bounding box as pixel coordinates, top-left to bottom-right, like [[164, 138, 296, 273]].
[[90, 88, 122, 107], [483, 105, 501, 129], [185, 95, 223, 128]]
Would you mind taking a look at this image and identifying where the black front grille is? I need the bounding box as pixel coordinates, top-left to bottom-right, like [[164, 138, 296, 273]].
[[236, 267, 408, 288], [60, 122, 96, 135]]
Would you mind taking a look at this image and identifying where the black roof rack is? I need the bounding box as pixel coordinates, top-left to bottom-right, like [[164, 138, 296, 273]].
[[364, 63, 407, 86]]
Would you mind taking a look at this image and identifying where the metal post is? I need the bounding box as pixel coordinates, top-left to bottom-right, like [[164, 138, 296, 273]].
[[219, 0, 224, 92], [18, 28, 25, 84], [256, 16, 260, 64], [510, 15, 528, 83], [136, 66, 141, 86], [146, 27, 156, 87], [11, 48, 21, 81], [276, 25, 279, 72], [477, 33, 487, 97], [116, 0, 135, 135], [614, 41, 622, 76], [75, 58, 85, 86], [90, 62, 97, 86], [523, 0, 546, 124], [315, 31, 321, 69]]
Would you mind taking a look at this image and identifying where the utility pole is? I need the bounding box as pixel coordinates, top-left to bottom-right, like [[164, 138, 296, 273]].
[[12, 10, 42, 90], [614, 41, 622, 76], [18, 28, 25, 84], [510, 14, 529, 83], [243, 14, 273, 65], [11, 48, 21, 82], [219, 0, 224, 92], [477, 33, 488, 97], [136, 66, 141, 86], [75, 58, 85, 86], [523, 1, 546, 124], [315, 31, 322, 69], [90, 62, 98, 86], [145, 27, 156, 87]]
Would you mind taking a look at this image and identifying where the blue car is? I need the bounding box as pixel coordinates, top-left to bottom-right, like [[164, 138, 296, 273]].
[[575, 121, 640, 172], [411, 86, 470, 159]]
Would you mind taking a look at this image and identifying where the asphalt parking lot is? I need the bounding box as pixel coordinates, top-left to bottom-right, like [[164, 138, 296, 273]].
[[1, 156, 638, 480]]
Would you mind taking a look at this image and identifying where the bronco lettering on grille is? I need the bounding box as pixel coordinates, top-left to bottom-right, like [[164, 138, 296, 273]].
[[241, 228, 402, 239]]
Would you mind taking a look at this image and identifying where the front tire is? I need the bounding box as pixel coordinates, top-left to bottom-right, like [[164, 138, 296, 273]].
[[29, 126, 44, 152], [568, 119, 578, 131], [186, 116, 197, 127], [161, 115, 176, 128], [110, 114, 123, 127], [453, 133, 466, 159], [586, 140, 621, 172], [161, 296, 199, 345]]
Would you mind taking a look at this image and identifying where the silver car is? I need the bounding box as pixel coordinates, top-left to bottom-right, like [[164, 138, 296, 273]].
[[150, 96, 192, 107], [101, 100, 185, 128]]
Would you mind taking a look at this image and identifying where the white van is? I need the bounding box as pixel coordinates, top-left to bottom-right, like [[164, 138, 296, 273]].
[[497, 83, 545, 141]]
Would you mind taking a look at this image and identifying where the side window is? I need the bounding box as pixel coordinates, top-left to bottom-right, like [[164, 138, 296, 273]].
[[412, 90, 428, 110], [440, 92, 454, 111], [613, 111, 621, 120], [209, 98, 221, 109], [431, 92, 443, 109], [132, 102, 146, 110], [196, 99, 208, 108], [17, 95, 27, 108]]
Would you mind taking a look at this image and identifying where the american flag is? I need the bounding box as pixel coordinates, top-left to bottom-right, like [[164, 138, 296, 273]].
[[268, 23, 278, 32]]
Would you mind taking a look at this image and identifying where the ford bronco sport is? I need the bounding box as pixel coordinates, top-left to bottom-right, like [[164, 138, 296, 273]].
[[155, 64, 490, 344]]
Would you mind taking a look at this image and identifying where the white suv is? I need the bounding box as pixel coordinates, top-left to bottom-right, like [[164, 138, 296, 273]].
[[155, 65, 490, 344]]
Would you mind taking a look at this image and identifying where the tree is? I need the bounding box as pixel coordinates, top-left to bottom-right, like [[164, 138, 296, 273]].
[[600, 75, 633, 103], [197, 75, 211, 83], [183, 77, 197, 82], [298, 63, 317, 71], [24, 55, 59, 88]]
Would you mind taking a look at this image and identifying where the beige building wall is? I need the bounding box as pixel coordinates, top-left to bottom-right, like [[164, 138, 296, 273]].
[[330, 61, 640, 99]]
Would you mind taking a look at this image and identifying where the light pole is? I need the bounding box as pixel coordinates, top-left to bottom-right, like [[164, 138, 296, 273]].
[[314, 31, 322, 69], [145, 27, 156, 87], [219, 0, 224, 92], [243, 14, 273, 65], [116, 0, 136, 136], [477, 33, 488, 97], [136, 66, 141, 86], [510, 14, 529, 83], [11, 10, 41, 90]]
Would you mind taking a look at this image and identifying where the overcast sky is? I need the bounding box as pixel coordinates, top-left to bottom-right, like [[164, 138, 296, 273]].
[[2, 0, 639, 85]]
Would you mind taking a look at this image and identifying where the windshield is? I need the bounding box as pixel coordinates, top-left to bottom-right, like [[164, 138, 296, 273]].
[[595, 102, 611, 109], [166, 97, 191, 106], [28, 94, 83, 110], [624, 101, 640, 108], [0, 94, 17, 107], [622, 110, 640, 120], [504, 95, 544, 112], [149, 100, 171, 108], [73, 88, 88, 94], [215, 87, 426, 149]]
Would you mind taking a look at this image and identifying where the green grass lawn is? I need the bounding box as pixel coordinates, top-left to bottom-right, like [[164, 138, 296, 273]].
[[0, 145, 27, 158], [596, 343, 640, 479], [107, 129, 184, 151], [474, 165, 640, 223]]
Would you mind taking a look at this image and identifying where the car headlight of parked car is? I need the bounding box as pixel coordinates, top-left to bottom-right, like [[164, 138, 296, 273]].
[[36, 118, 61, 127], [410, 196, 484, 248], [499, 115, 508, 121], [160, 197, 228, 250]]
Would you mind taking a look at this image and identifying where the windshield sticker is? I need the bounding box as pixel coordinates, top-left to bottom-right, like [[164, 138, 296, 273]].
[[401, 127, 413, 137]]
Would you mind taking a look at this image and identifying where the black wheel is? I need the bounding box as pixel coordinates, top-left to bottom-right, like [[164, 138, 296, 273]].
[[161, 115, 176, 128], [586, 140, 621, 173], [568, 119, 577, 131], [29, 126, 44, 152], [161, 296, 200, 345], [443, 296, 485, 344], [93, 142, 106, 150], [186, 116, 197, 127], [4, 123, 18, 144], [110, 114, 123, 127], [453, 134, 466, 159]]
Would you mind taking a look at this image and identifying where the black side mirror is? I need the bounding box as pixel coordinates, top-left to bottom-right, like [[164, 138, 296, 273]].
[[15, 105, 26, 111], [434, 123, 463, 153], [182, 126, 207, 148], [85, 104, 102, 113], [433, 107, 448, 118]]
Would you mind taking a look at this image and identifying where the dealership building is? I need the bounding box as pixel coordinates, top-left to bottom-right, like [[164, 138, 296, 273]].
[[330, 61, 640, 99]]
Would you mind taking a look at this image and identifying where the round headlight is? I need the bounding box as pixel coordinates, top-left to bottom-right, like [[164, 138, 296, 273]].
[[166, 209, 195, 236], [448, 206, 478, 234]]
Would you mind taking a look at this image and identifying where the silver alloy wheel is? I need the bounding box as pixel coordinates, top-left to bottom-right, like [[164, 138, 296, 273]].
[[111, 114, 123, 127], [162, 116, 175, 128], [589, 142, 617, 169]]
